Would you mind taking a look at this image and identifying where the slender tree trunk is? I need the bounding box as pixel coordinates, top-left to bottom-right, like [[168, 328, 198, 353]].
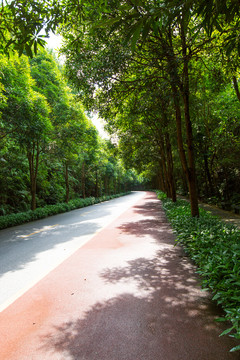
[[181, 23, 199, 216], [203, 154, 214, 196], [81, 161, 86, 198], [65, 161, 70, 203], [158, 160, 166, 193], [95, 169, 98, 197], [165, 133, 176, 202], [27, 142, 39, 211], [104, 175, 108, 195], [158, 135, 171, 197]]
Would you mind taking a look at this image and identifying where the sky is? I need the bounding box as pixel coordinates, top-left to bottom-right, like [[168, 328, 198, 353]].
[[45, 32, 63, 51]]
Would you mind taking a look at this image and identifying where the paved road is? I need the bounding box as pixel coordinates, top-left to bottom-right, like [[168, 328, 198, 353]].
[[0, 192, 239, 359], [0, 192, 143, 311]]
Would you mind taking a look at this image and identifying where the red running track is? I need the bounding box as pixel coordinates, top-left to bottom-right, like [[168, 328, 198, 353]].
[[0, 192, 239, 359]]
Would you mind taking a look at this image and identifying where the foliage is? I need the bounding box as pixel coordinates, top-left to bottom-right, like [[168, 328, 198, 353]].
[[0, 49, 141, 214], [156, 191, 240, 352]]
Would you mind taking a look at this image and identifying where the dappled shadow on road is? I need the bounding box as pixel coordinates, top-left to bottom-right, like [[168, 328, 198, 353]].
[[41, 250, 239, 360], [40, 194, 239, 360], [0, 194, 139, 281], [116, 193, 174, 244]]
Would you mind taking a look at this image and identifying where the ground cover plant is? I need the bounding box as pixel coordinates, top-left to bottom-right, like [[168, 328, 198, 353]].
[[0, 192, 130, 230], [156, 191, 240, 352]]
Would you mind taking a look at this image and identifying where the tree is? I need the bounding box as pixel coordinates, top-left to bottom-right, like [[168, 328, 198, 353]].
[[22, 92, 51, 210], [54, 101, 89, 202], [60, 1, 203, 214]]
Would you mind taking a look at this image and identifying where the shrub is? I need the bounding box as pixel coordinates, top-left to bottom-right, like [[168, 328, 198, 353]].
[[156, 193, 240, 353], [0, 192, 130, 230]]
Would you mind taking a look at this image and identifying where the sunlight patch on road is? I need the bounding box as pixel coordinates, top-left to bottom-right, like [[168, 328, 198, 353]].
[[18, 224, 59, 238]]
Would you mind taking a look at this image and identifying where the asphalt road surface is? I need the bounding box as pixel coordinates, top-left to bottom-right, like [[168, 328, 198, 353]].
[[0, 192, 239, 359], [0, 192, 143, 311]]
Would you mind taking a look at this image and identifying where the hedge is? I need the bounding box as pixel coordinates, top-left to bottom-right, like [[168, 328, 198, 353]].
[[0, 192, 130, 230]]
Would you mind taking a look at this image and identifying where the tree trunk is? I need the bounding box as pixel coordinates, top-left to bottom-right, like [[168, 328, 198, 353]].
[[27, 142, 39, 211], [181, 22, 199, 216], [165, 133, 176, 202], [81, 161, 86, 198], [158, 135, 171, 197], [165, 26, 199, 216], [104, 175, 108, 195], [95, 169, 99, 197], [158, 161, 166, 193], [65, 162, 70, 203], [232, 76, 240, 103], [203, 154, 214, 196]]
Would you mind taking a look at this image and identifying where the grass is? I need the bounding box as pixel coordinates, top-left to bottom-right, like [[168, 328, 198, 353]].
[[156, 190, 240, 352]]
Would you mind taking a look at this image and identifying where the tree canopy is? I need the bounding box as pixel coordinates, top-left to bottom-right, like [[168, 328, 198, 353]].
[[1, 0, 240, 216]]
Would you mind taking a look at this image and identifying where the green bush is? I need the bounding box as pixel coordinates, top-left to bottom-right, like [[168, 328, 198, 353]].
[[156, 190, 167, 200], [0, 192, 130, 230], [156, 193, 240, 353]]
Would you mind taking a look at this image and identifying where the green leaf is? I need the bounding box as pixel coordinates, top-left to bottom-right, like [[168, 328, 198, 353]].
[[131, 20, 144, 51], [220, 326, 234, 337], [215, 317, 227, 322], [230, 345, 240, 352]]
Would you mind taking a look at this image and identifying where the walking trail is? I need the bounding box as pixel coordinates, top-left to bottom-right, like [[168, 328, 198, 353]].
[[199, 201, 240, 228], [0, 192, 239, 359]]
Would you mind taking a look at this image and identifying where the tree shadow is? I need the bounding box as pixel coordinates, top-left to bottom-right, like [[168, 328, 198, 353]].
[[0, 194, 139, 288], [41, 251, 239, 359], [40, 223, 239, 359]]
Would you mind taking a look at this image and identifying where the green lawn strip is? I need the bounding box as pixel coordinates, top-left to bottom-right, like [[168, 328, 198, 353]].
[[156, 191, 240, 352], [0, 192, 130, 230]]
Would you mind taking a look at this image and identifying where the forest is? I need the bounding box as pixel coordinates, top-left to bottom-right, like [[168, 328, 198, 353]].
[[0, 0, 240, 352], [0, 0, 239, 217], [0, 49, 143, 215]]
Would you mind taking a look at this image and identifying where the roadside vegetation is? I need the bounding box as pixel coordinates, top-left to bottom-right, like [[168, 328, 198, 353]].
[[1, 1, 240, 219], [0, 192, 130, 230], [0, 1, 240, 355], [156, 190, 240, 352], [0, 49, 145, 216]]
